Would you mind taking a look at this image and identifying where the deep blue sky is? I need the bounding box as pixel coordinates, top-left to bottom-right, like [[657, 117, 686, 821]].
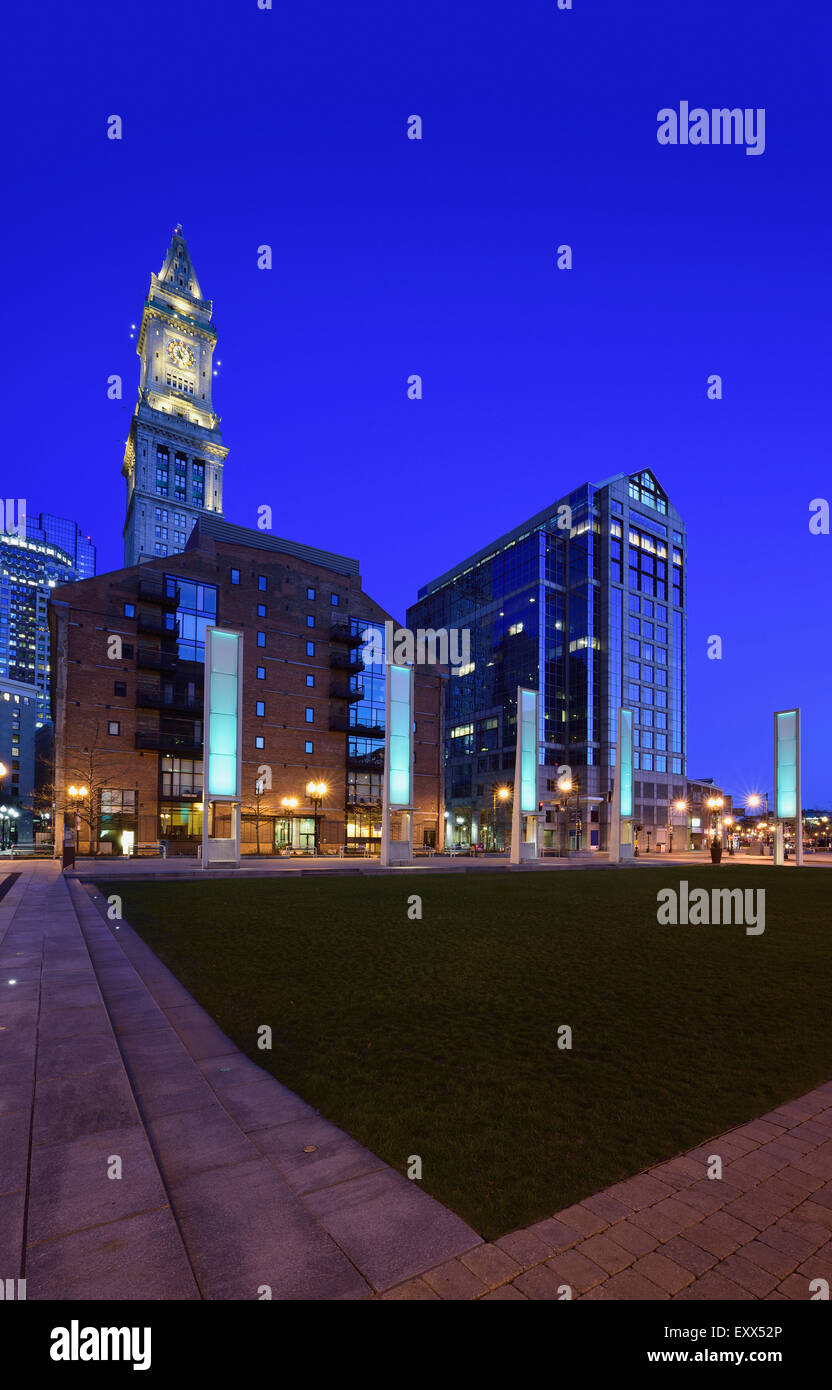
[[5, 1, 830, 802]]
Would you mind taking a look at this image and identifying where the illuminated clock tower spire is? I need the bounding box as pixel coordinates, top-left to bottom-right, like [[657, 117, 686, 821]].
[[122, 224, 228, 566]]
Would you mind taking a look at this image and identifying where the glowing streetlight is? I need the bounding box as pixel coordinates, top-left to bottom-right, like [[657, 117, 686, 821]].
[[306, 781, 327, 854]]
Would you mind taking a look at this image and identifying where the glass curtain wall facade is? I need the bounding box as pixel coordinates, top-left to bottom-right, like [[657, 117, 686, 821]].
[[408, 470, 686, 850], [344, 617, 386, 851]]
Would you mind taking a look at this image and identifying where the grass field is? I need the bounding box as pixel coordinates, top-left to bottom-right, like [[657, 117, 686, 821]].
[[96, 867, 832, 1239]]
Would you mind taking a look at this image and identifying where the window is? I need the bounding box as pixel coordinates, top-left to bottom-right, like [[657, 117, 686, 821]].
[[123, 643, 134, 658], [154, 543, 167, 557], [160, 757, 202, 798], [257, 604, 266, 617], [257, 631, 266, 648], [255, 736, 265, 750], [108, 721, 120, 736], [306, 615, 315, 628], [305, 707, 314, 723], [256, 666, 266, 680], [306, 641, 315, 657], [305, 740, 313, 754], [258, 576, 267, 592], [114, 682, 126, 697], [330, 594, 339, 606], [306, 675, 314, 687], [307, 587, 316, 600], [231, 569, 240, 585], [124, 603, 135, 618], [256, 701, 265, 717]]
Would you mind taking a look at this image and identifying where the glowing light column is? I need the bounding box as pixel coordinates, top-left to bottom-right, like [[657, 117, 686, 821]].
[[608, 707, 634, 863], [510, 686, 540, 864], [380, 663, 414, 866], [774, 707, 802, 866], [202, 627, 243, 868]]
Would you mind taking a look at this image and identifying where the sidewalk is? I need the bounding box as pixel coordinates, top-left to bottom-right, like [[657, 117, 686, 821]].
[[0, 862, 479, 1299], [3, 861, 829, 1301]]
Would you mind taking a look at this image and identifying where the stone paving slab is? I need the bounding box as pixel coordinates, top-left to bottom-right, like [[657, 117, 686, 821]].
[[384, 1078, 832, 1300], [1, 863, 483, 1299], [8, 861, 829, 1302]]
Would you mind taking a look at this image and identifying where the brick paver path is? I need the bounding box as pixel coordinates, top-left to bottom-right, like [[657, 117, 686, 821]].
[[383, 1084, 832, 1299]]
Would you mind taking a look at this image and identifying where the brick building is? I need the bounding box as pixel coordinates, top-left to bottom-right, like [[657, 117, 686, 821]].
[[49, 517, 444, 856]]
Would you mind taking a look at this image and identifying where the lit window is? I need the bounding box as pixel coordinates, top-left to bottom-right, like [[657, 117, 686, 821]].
[[305, 707, 314, 723], [108, 721, 120, 736], [305, 740, 313, 754], [256, 701, 265, 717], [255, 736, 265, 749]]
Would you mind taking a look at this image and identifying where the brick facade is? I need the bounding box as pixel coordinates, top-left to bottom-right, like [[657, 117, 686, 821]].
[[49, 524, 443, 857]]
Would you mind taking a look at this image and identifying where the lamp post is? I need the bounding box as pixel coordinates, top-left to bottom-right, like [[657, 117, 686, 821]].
[[492, 784, 511, 850], [724, 814, 735, 855], [306, 780, 327, 855], [67, 784, 89, 853], [557, 774, 580, 852], [280, 795, 298, 853], [669, 798, 687, 853]]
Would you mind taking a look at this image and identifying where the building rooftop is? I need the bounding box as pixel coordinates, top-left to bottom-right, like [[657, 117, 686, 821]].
[[187, 514, 361, 579]]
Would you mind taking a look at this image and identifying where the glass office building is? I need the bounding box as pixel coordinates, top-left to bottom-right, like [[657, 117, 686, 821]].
[[407, 469, 687, 851], [26, 512, 96, 580]]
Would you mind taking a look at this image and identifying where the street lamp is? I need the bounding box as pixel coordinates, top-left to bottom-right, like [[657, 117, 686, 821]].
[[706, 795, 723, 845], [306, 780, 327, 855], [669, 798, 687, 853], [279, 796, 298, 853], [67, 785, 89, 851], [491, 784, 511, 850]]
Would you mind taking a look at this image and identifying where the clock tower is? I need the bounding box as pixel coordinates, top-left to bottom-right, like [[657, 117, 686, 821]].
[[122, 225, 228, 566]]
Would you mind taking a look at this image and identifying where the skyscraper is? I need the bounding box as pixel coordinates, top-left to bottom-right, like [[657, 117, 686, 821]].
[[0, 531, 78, 728], [26, 512, 96, 580], [408, 469, 687, 852], [122, 225, 228, 567]]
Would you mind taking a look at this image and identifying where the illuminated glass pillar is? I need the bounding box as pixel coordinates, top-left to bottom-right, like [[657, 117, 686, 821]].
[[774, 708, 802, 866], [202, 627, 243, 868], [608, 707, 634, 863], [381, 663, 414, 865], [510, 687, 540, 864]]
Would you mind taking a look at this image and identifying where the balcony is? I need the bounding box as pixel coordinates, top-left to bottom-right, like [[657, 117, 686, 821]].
[[135, 730, 203, 756], [330, 621, 353, 643], [347, 751, 384, 773], [136, 684, 203, 712], [137, 612, 179, 639], [330, 651, 365, 674], [136, 648, 178, 672], [330, 682, 364, 703], [138, 576, 180, 608], [330, 714, 384, 738]]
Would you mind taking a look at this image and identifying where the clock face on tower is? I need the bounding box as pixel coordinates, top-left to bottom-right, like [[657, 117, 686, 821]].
[[167, 338, 195, 369]]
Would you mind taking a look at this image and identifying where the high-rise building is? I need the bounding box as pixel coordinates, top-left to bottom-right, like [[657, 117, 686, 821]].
[[26, 511, 96, 580], [0, 531, 78, 729], [122, 225, 228, 568], [407, 469, 687, 852]]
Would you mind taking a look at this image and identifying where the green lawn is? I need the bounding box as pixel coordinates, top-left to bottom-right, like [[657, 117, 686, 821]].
[[96, 867, 832, 1239]]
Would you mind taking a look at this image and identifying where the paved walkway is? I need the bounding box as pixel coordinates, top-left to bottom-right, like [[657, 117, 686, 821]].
[[3, 861, 830, 1301], [0, 863, 479, 1299], [383, 1087, 832, 1300]]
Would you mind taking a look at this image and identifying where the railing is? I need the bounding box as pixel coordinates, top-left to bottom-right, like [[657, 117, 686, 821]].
[[136, 685, 202, 712], [138, 577, 180, 608], [329, 650, 365, 673], [135, 731, 203, 755], [136, 648, 178, 671], [330, 682, 364, 702]]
